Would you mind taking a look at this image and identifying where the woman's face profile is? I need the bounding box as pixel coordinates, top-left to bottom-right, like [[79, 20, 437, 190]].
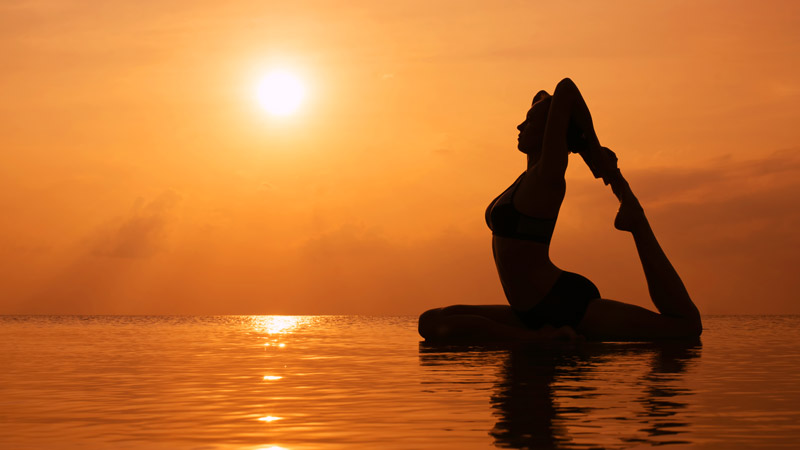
[[517, 90, 551, 154]]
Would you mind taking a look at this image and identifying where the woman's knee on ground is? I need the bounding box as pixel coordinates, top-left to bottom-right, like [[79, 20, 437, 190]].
[[418, 305, 491, 340], [418, 307, 444, 340], [418, 306, 472, 340]]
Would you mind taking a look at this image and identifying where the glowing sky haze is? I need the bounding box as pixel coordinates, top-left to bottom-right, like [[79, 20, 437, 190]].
[[1, 0, 799, 314]]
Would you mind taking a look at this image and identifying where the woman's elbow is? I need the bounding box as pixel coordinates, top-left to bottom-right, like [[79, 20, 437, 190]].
[[555, 77, 578, 95]]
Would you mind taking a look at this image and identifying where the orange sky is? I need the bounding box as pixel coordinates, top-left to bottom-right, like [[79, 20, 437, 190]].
[[2, 0, 799, 314]]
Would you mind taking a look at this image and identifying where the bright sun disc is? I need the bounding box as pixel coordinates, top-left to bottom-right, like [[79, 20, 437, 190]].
[[256, 70, 306, 116]]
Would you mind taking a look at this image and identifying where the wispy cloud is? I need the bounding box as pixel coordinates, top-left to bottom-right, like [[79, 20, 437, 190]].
[[91, 190, 181, 259]]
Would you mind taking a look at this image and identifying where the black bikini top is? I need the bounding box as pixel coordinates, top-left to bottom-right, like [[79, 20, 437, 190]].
[[485, 172, 557, 244]]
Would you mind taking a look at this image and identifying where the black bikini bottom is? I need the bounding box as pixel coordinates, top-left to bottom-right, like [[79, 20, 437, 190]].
[[513, 271, 601, 329]]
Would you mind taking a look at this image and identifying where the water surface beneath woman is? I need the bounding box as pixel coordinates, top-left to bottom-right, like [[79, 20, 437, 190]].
[[1, 315, 798, 449]]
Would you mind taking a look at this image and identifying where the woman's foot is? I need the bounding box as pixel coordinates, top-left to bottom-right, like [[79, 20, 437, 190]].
[[614, 200, 646, 232], [610, 171, 646, 232]]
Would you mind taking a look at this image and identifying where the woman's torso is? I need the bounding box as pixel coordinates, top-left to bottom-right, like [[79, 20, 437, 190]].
[[487, 170, 566, 310]]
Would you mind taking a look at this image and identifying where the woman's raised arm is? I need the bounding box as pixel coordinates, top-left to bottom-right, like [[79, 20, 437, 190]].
[[537, 78, 603, 183]]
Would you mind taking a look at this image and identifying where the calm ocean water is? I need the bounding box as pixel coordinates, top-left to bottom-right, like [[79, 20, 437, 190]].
[[1, 315, 799, 449]]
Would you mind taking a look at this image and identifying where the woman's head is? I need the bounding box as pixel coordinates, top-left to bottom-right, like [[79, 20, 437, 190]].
[[517, 90, 552, 158]]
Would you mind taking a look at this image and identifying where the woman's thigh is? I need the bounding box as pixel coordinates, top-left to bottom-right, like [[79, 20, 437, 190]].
[[577, 299, 701, 341]]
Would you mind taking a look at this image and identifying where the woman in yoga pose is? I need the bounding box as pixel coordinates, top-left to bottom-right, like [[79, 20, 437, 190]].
[[418, 78, 702, 342]]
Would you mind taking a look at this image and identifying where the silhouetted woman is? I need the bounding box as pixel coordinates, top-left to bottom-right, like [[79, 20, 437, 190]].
[[418, 78, 702, 342]]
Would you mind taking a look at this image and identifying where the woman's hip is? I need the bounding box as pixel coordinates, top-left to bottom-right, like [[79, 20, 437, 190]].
[[512, 271, 601, 329]]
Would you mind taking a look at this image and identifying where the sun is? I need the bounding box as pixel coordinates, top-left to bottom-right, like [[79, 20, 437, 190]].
[[256, 69, 306, 116]]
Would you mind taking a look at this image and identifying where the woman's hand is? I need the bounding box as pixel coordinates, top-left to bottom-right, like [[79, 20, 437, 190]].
[[576, 144, 617, 183]]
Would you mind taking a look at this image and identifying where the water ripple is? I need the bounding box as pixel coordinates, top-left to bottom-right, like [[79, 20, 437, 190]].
[[1, 315, 799, 449]]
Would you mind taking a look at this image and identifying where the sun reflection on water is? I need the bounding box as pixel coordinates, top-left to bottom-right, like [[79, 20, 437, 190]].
[[258, 416, 283, 423], [247, 316, 315, 349], [249, 316, 309, 335]]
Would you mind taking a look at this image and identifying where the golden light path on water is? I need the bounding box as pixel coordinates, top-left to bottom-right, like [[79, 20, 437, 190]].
[[248, 316, 316, 433]]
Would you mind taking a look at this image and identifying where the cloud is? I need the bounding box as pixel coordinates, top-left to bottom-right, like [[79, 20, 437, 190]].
[[91, 190, 181, 259], [7, 191, 183, 314], [630, 149, 800, 248]]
